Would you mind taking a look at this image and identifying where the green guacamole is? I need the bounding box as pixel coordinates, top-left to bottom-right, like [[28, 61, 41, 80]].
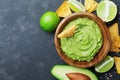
[[60, 18, 103, 61]]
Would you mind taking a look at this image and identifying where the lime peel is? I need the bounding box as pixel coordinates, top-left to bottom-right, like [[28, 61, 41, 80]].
[[40, 11, 60, 32]]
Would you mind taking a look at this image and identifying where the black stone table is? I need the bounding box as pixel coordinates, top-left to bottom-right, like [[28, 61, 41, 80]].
[[0, 0, 120, 80]]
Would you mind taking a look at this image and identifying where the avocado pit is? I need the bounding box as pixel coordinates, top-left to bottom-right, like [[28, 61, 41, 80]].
[[66, 73, 91, 80]]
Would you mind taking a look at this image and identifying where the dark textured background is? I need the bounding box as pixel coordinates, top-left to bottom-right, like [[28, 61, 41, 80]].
[[0, 0, 120, 80]]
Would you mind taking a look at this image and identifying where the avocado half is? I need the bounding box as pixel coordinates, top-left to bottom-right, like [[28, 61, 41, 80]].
[[51, 65, 98, 80]]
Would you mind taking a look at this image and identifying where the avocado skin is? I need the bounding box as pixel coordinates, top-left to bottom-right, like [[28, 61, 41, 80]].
[[51, 65, 98, 80]]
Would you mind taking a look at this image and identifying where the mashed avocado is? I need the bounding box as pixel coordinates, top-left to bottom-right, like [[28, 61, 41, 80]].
[[60, 18, 103, 61]]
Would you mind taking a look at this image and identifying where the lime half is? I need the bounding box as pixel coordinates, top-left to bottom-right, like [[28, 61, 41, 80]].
[[97, 0, 117, 22], [95, 56, 114, 73], [68, 0, 86, 12]]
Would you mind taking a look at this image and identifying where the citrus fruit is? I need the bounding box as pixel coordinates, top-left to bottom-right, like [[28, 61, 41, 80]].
[[96, 0, 117, 22], [95, 56, 114, 73], [40, 11, 60, 32], [68, 0, 86, 12]]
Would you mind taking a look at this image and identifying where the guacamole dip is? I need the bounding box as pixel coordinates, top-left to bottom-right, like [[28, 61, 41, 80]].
[[60, 18, 103, 61]]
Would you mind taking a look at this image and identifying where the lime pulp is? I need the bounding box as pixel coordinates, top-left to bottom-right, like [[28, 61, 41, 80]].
[[97, 0, 117, 22], [68, 0, 86, 12]]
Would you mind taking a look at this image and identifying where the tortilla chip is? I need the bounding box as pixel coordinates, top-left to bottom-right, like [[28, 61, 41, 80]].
[[110, 41, 120, 52], [58, 25, 77, 38], [109, 23, 120, 52], [114, 36, 120, 48], [56, 1, 72, 17], [109, 23, 119, 39], [114, 57, 120, 74], [85, 0, 98, 13], [85, 0, 94, 10]]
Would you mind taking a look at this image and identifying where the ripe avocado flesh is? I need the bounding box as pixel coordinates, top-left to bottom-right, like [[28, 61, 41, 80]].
[[51, 65, 98, 80]]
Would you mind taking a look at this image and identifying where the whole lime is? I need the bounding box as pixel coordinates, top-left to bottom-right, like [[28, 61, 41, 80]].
[[40, 11, 60, 32]]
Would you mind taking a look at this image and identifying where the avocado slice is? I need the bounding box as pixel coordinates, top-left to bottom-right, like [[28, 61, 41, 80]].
[[51, 65, 98, 80]]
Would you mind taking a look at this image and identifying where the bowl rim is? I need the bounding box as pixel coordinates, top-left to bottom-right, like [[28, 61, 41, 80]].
[[54, 12, 111, 68]]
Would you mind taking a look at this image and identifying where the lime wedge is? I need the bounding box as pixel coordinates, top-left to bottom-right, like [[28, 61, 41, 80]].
[[96, 0, 117, 22], [95, 56, 114, 73], [68, 0, 86, 12]]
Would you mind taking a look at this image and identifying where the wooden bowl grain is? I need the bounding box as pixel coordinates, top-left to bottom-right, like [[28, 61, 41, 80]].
[[54, 12, 111, 68]]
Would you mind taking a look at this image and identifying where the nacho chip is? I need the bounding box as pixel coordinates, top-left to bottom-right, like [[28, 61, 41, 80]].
[[109, 23, 120, 52], [85, 0, 98, 13], [109, 23, 119, 39], [58, 25, 77, 38], [56, 1, 72, 17], [110, 41, 120, 52], [114, 57, 120, 74], [87, 1, 98, 13], [114, 36, 120, 48]]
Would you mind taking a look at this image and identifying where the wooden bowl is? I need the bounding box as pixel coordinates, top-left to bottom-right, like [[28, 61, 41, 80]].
[[54, 12, 111, 68]]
